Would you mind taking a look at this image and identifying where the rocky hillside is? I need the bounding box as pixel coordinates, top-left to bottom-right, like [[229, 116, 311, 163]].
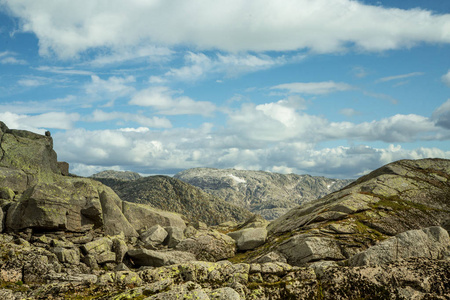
[[233, 158, 450, 268], [92, 174, 253, 226], [91, 170, 141, 181], [174, 168, 353, 220], [0, 121, 449, 299]]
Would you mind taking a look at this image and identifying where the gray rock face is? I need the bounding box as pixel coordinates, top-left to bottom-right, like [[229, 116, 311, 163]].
[[174, 168, 353, 220], [164, 226, 185, 248], [127, 249, 196, 267], [140, 225, 168, 245], [278, 236, 346, 266], [349, 226, 450, 266], [176, 230, 236, 261], [122, 201, 186, 232], [228, 227, 267, 251]]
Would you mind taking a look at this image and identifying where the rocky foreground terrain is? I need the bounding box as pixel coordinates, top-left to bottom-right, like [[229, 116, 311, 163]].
[[0, 121, 449, 299], [174, 168, 353, 220]]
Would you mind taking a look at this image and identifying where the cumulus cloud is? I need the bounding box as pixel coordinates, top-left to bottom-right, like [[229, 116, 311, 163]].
[[85, 109, 172, 128], [84, 75, 136, 106], [4, 0, 450, 58], [129, 86, 216, 116], [271, 81, 354, 95], [432, 99, 450, 129], [442, 70, 450, 87], [53, 124, 450, 178], [0, 111, 79, 133]]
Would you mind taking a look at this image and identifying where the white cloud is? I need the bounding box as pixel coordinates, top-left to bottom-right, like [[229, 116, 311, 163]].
[[164, 52, 287, 82], [1, 56, 27, 65], [129, 86, 216, 116], [53, 124, 450, 178], [88, 45, 173, 66], [339, 108, 361, 117], [442, 70, 450, 87], [0, 51, 27, 64], [376, 72, 424, 83], [432, 99, 450, 130], [36, 66, 93, 76], [5, 0, 450, 58], [17, 76, 53, 87], [327, 114, 440, 143], [271, 81, 354, 95], [85, 109, 172, 128], [228, 99, 445, 144], [0, 111, 79, 133], [84, 75, 136, 106]]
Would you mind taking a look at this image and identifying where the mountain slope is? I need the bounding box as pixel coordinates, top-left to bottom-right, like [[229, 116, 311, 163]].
[[93, 174, 253, 226], [174, 168, 353, 219], [237, 158, 450, 266]]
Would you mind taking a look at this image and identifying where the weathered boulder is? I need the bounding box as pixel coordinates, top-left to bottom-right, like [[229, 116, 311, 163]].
[[5, 179, 103, 232], [349, 226, 450, 266], [0, 121, 60, 180], [208, 287, 241, 300], [176, 230, 236, 261], [145, 281, 209, 300], [98, 186, 138, 237], [81, 237, 112, 255], [278, 235, 346, 266], [112, 237, 128, 263], [164, 226, 185, 248], [228, 227, 267, 251], [140, 224, 168, 246], [0, 167, 30, 198], [52, 247, 80, 265], [122, 201, 186, 232], [127, 249, 196, 267]]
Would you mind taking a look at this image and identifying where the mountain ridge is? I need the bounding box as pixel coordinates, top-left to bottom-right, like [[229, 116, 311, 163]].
[[174, 167, 354, 219]]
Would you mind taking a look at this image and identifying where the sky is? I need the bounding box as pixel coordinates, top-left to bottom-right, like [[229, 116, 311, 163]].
[[0, 0, 450, 179]]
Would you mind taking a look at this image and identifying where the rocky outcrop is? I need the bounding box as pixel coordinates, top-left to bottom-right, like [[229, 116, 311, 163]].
[[252, 158, 450, 267], [0, 122, 188, 238], [174, 167, 353, 220], [94, 174, 253, 226], [349, 226, 450, 266]]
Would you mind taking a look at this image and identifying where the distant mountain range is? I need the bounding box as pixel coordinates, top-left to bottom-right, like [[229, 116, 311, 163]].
[[174, 168, 353, 219], [91, 173, 253, 225]]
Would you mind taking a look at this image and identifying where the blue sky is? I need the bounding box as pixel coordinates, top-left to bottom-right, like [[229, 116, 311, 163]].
[[0, 0, 449, 178]]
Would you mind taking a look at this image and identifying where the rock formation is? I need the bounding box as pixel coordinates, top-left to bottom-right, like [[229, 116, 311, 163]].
[[174, 167, 353, 219], [0, 121, 449, 299]]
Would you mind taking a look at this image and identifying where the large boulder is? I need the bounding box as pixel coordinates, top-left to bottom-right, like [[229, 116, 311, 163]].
[[278, 235, 346, 266], [5, 179, 103, 232], [228, 227, 267, 251], [0, 122, 60, 179], [349, 226, 450, 266], [140, 225, 168, 246], [122, 201, 186, 231], [175, 230, 236, 261], [127, 249, 196, 267]]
